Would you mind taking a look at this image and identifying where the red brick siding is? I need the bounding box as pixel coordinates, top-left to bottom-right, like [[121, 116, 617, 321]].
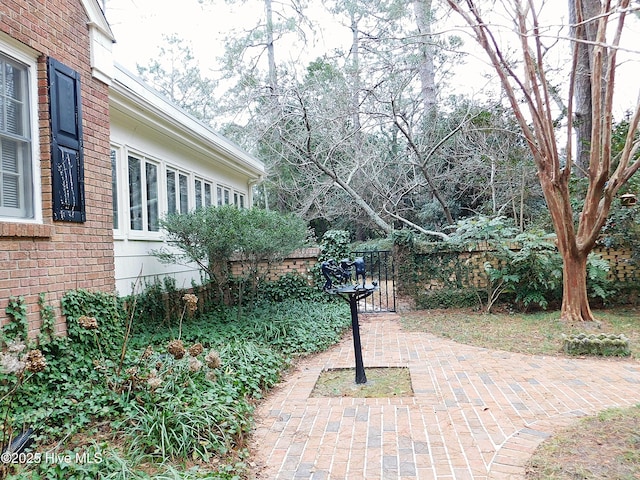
[[0, 0, 115, 335]]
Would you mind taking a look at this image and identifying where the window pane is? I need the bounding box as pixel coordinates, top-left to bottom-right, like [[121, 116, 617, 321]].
[[216, 186, 222, 206], [111, 150, 118, 229], [224, 189, 229, 205], [146, 162, 159, 231], [2, 174, 19, 208], [166, 170, 176, 214], [195, 179, 202, 208], [179, 174, 188, 213], [2, 139, 18, 172], [6, 99, 23, 136], [2, 61, 26, 136], [1, 138, 28, 213], [4, 63, 25, 99], [204, 183, 212, 206], [128, 157, 142, 230]]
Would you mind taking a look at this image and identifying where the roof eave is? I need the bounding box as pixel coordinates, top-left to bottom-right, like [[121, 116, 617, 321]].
[[110, 64, 266, 180]]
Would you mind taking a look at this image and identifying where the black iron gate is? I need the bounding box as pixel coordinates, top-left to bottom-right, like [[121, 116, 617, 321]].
[[351, 250, 396, 312]]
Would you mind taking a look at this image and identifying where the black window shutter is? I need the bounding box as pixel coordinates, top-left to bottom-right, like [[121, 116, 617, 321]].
[[48, 57, 85, 222]]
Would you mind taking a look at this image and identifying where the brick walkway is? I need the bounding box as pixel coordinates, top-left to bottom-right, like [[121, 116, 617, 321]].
[[248, 313, 640, 479]]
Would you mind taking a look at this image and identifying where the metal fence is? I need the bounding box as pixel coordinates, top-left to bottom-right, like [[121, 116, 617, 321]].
[[351, 250, 396, 312]]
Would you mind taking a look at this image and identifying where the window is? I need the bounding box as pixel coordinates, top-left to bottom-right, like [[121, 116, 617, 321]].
[[195, 178, 213, 209], [128, 155, 159, 232], [111, 149, 118, 229], [0, 51, 34, 220], [217, 185, 230, 206], [234, 192, 245, 209], [166, 168, 188, 214]]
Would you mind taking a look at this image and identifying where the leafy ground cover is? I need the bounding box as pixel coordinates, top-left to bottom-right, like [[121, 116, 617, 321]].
[[0, 293, 350, 480], [401, 306, 640, 479]]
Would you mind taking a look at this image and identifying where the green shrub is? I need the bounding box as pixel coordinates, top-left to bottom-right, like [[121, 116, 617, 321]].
[[586, 254, 615, 303], [153, 206, 309, 310], [484, 230, 562, 311], [318, 230, 351, 262], [259, 272, 325, 303], [397, 215, 621, 311], [415, 288, 482, 309]]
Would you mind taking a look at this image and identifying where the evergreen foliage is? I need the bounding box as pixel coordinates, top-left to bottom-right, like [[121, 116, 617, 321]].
[[152, 205, 309, 309]]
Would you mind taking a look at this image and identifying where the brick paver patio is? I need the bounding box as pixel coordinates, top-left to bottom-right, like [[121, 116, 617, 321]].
[[248, 313, 640, 479]]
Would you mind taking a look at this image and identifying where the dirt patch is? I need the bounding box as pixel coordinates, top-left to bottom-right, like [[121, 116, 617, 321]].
[[310, 367, 413, 398]]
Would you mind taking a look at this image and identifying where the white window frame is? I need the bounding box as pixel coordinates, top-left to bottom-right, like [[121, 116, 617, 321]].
[[126, 152, 162, 239], [194, 177, 214, 209], [110, 146, 122, 236], [217, 184, 231, 206], [0, 36, 41, 224], [233, 191, 246, 209], [166, 166, 190, 215]]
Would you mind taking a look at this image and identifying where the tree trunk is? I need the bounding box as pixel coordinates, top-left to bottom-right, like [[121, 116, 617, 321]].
[[542, 177, 596, 323], [412, 0, 437, 117], [569, 0, 600, 176], [349, 11, 362, 132], [265, 0, 277, 92], [559, 248, 594, 323]]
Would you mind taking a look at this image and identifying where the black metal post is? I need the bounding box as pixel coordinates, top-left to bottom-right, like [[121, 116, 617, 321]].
[[322, 256, 378, 385], [348, 293, 367, 384]]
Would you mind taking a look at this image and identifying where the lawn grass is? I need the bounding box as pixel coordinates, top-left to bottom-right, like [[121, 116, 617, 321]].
[[310, 367, 413, 398], [401, 307, 640, 358], [525, 405, 640, 479]]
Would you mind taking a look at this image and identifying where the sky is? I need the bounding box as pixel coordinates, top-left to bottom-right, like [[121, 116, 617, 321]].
[[105, 0, 241, 71], [104, 0, 350, 74], [103, 0, 640, 118]]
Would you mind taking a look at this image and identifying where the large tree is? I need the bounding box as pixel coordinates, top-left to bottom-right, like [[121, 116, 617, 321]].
[[446, 0, 640, 322], [136, 35, 219, 124]]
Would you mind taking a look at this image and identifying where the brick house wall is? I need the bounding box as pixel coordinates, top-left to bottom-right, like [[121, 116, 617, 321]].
[[0, 0, 115, 335]]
